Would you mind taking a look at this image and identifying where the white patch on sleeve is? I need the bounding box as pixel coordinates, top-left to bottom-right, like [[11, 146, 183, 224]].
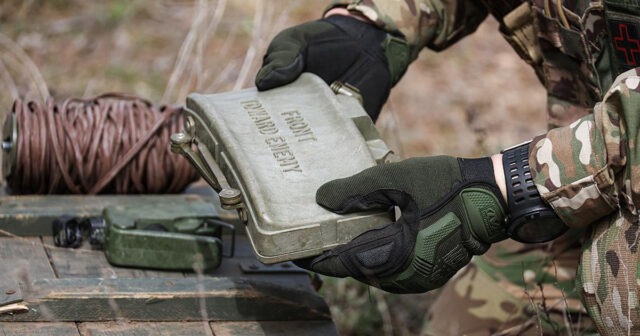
[[613, 287, 631, 330], [611, 85, 622, 94], [550, 177, 601, 210], [606, 316, 615, 328], [536, 138, 561, 187], [536, 184, 550, 194], [575, 120, 593, 165], [570, 119, 581, 129], [625, 76, 640, 90], [583, 281, 595, 294], [419, 3, 432, 14], [591, 241, 599, 286]]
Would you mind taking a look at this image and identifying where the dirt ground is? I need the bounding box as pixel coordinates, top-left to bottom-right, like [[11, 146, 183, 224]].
[[0, 1, 549, 335]]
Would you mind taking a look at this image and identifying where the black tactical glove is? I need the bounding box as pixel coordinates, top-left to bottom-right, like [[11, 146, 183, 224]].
[[255, 15, 411, 120], [296, 156, 508, 294]]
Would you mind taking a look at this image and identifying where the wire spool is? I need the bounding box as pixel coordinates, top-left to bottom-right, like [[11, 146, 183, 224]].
[[2, 93, 199, 194]]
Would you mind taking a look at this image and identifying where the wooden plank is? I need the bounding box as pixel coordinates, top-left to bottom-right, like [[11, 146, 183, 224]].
[[0, 237, 55, 303], [0, 322, 79, 336], [0, 195, 239, 236], [0, 277, 331, 322], [78, 322, 213, 336], [42, 236, 184, 279], [210, 321, 339, 336], [0, 238, 54, 279]]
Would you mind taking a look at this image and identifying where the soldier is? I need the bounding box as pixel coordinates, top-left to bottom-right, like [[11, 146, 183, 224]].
[[256, 1, 640, 335]]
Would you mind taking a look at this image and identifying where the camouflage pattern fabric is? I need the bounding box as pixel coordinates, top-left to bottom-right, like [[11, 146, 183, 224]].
[[425, 262, 596, 335], [328, 0, 605, 125], [531, 68, 640, 335], [325, 1, 639, 335], [425, 232, 597, 335], [328, 0, 488, 57]]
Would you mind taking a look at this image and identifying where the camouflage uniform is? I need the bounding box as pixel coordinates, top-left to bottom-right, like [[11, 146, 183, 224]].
[[328, 1, 640, 335]]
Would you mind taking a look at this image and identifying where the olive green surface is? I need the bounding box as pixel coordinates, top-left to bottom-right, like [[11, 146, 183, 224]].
[[183, 73, 395, 263], [103, 201, 224, 271]]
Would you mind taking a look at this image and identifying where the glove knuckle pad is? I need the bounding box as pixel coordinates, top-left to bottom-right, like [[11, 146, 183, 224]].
[[381, 213, 471, 293]]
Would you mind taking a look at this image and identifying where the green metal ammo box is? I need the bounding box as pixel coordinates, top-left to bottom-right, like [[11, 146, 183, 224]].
[[174, 73, 396, 264]]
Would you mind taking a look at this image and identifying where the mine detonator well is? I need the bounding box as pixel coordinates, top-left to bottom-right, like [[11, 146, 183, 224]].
[[171, 73, 398, 264]]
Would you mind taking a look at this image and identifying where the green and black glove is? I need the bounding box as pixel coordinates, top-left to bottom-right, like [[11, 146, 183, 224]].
[[255, 15, 411, 120], [296, 156, 508, 294]]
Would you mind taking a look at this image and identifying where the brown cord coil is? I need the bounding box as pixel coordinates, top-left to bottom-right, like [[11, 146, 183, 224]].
[[6, 93, 199, 194]]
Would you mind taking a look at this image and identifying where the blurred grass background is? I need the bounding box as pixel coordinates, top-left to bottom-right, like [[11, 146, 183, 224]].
[[0, 1, 548, 335]]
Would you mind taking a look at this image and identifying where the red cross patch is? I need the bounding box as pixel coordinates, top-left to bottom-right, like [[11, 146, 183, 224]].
[[608, 19, 640, 72], [613, 23, 640, 66]]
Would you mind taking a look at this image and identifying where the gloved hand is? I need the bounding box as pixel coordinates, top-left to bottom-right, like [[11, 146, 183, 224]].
[[296, 156, 508, 294], [255, 15, 411, 120]]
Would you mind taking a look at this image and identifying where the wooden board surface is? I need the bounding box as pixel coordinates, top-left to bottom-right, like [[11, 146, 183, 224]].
[[0, 237, 55, 308], [0, 237, 55, 281], [210, 321, 339, 336], [0, 322, 80, 336], [0, 277, 331, 322], [77, 322, 214, 336]]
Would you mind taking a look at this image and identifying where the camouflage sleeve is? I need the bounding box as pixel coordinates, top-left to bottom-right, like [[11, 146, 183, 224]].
[[327, 0, 489, 58], [529, 68, 640, 228]]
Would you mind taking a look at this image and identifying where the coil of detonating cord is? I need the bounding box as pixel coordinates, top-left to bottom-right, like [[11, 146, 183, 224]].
[[2, 93, 200, 194]]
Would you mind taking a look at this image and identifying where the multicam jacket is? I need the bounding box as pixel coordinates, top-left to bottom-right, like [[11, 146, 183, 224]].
[[330, 0, 640, 335]]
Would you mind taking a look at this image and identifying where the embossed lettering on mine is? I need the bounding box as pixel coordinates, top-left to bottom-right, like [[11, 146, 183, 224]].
[[281, 110, 317, 142], [264, 136, 302, 173], [240, 99, 303, 173], [241, 99, 279, 135]]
